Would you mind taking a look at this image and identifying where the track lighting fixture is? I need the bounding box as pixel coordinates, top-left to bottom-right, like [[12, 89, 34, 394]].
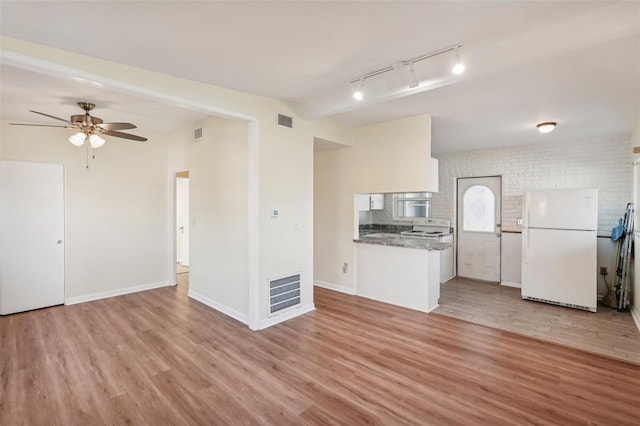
[[349, 43, 464, 95], [536, 122, 557, 133]]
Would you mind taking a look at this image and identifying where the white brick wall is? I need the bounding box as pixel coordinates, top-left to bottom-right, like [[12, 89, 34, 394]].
[[431, 137, 632, 235]]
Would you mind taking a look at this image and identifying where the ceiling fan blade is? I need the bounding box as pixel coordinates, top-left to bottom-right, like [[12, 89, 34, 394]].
[[10, 123, 71, 128], [104, 130, 147, 142], [29, 110, 74, 125], [98, 122, 137, 131]]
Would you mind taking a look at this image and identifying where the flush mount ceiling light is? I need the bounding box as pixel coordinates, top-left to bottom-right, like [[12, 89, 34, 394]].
[[536, 122, 557, 133], [349, 43, 464, 97]]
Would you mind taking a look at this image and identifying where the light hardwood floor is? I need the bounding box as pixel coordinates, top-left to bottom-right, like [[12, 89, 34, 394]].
[[434, 277, 640, 364], [1, 279, 639, 425], [176, 262, 189, 274]]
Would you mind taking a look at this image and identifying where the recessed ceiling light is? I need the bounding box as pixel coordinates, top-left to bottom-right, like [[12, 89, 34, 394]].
[[536, 122, 557, 133]]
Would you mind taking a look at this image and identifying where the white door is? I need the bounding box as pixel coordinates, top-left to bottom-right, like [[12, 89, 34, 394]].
[[176, 176, 190, 267], [1, 160, 65, 315], [457, 176, 501, 282]]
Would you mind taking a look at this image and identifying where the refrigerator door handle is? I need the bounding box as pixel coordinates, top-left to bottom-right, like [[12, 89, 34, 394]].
[[523, 229, 529, 264]]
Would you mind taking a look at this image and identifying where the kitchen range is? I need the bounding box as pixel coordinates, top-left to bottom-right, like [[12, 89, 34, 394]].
[[400, 218, 455, 283]]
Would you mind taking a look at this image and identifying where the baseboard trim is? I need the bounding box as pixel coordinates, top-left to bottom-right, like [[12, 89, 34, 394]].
[[314, 280, 356, 295], [356, 291, 431, 314], [631, 305, 640, 333], [500, 281, 522, 289], [426, 303, 439, 313], [259, 303, 315, 330], [188, 290, 249, 326], [65, 281, 170, 305]]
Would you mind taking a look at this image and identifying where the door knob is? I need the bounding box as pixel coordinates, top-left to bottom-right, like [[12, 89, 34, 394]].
[[57, 240, 63, 244]]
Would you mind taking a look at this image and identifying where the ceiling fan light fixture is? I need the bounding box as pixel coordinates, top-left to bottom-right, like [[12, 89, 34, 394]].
[[89, 133, 106, 149], [69, 132, 86, 146], [536, 122, 557, 133]]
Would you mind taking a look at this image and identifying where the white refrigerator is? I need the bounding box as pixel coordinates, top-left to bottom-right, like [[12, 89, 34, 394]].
[[521, 188, 598, 312]]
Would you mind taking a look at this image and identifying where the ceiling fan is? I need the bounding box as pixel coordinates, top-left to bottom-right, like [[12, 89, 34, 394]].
[[11, 102, 147, 148]]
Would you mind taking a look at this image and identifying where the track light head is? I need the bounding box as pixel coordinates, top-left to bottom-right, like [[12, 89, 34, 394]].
[[353, 79, 365, 101], [408, 63, 419, 89], [451, 46, 465, 75]]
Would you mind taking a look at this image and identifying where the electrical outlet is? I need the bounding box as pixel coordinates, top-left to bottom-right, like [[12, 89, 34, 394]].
[[599, 266, 608, 275], [342, 262, 349, 274]]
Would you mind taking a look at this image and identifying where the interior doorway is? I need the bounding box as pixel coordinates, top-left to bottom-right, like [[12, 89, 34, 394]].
[[175, 171, 190, 290], [456, 176, 502, 282]]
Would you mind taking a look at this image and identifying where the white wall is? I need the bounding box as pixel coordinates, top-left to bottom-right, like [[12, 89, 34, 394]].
[[353, 115, 437, 193], [501, 233, 522, 285], [314, 145, 357, 292], [431, 137, 632, 292], [186, 117, 249, 318], [1, 120, 170, 300], [314, 114, 438, 293]]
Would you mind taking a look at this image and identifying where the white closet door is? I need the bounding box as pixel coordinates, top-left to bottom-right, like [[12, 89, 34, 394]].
[[1, 160, 65, 315]]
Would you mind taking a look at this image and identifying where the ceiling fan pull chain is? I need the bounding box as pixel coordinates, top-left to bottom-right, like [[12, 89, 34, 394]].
[[86, 141, 90, 169]]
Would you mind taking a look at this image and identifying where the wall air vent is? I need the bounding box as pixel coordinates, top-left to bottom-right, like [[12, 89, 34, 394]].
[[269, 273, 301, 315], [194, 128, 203, 140], [277, 114, 293, 128]]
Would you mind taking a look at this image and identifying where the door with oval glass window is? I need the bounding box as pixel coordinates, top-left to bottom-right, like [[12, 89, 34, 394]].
[[457, 176, 501, 282]]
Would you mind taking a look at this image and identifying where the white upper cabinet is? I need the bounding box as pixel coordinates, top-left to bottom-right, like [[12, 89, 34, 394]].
[[357, 193, 384, 211]]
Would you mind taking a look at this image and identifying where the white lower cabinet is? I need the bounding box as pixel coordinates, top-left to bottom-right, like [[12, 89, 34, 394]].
[[440, 235, 455, 283]]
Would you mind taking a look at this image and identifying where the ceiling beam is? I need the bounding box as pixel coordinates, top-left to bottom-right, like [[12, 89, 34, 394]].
[[297, 2, 639, 120]]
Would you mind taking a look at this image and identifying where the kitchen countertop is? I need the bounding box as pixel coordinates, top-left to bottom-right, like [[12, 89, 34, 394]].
[[354, 233, 453, 251]]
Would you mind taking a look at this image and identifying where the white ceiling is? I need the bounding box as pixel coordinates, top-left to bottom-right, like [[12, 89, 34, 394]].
[[1, 1, 638, 154]]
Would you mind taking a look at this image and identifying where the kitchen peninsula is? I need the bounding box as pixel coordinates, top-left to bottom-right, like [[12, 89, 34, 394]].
[[354, 233, 451, 312]]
